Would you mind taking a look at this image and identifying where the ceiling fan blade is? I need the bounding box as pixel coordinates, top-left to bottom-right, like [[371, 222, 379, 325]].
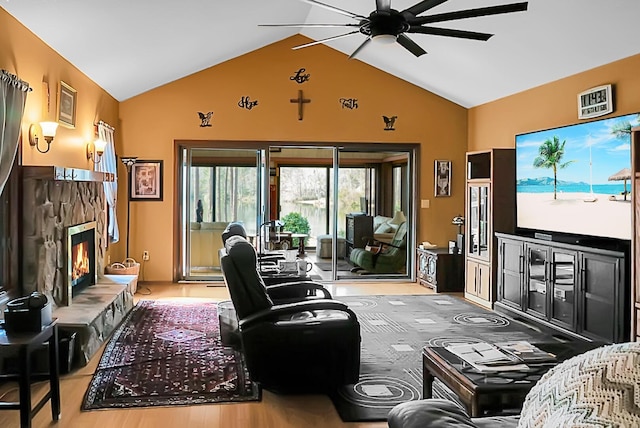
[[411, 2, 528, 25], [348, 37, 372, 59], [259, 23, 361, 28], [409, 25, 493, 41], [376, 0, 391, 12], [299, 0, 367, 20], [292, 31, 361, 50], [396, 34, 427, 57], [402, 0, 449, 17]]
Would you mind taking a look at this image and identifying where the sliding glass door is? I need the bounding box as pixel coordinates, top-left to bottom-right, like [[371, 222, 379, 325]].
[[336, 148, 413, 281], [179, 147, 263, 281], [270, 146, 415, 281], [176, 142, 416, 282]]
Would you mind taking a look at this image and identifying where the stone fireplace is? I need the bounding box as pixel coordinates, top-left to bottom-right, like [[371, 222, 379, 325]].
[[18, 166, 135, 368], [22, 166, 109, 308]]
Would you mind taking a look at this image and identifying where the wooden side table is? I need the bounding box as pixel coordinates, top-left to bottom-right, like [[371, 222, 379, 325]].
[[417, 247, 463, 292], [290, 233, 308, 255], [0, 320, 61, 428]]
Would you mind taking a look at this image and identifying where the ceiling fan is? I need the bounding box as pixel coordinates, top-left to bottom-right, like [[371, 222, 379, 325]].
[[260, 0, 528, 58]]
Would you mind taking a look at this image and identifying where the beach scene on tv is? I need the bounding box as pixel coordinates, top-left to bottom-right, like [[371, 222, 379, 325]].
[[516, 113, 639, 240]]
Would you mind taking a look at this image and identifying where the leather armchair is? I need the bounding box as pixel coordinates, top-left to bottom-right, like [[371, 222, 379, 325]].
[[221, 221, 285, 268], [220, 235, 361, 392], [350, 221, 408, 274], [220, 222, 320, 301]]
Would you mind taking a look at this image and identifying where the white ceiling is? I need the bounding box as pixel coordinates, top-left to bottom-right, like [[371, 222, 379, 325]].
[[3, 0, 640, 108]]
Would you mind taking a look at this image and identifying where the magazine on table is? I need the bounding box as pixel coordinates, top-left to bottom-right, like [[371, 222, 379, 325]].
[[495, 341, 557, 363], [444, 342, 529, 372]]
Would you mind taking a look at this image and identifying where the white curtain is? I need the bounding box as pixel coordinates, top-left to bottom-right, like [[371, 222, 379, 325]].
[[0, 70, 31, 196], [97, 122, 119, 243]]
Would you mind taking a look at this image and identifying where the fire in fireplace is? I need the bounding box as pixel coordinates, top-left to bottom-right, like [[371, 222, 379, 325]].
[[66, 221, 97, 305], [72, 241, 91, 279]]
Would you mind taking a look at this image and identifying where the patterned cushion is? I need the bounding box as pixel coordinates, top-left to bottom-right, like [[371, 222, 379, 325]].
[[518, 342, 640, 428]]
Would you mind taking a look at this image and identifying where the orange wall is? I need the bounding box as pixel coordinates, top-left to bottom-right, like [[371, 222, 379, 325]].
[[10, 3, 638, 283], [0, 8, 119, 169], [469, 54, 640, 150], [2, 8, 119, 274], [119, 35, 468, 281]]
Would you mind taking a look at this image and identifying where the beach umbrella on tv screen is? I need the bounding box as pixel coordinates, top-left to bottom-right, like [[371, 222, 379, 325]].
[[608, 167, 632, 200]]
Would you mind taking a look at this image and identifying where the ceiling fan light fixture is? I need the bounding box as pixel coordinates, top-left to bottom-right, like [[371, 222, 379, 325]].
[[263, 0, 529, 58], [372, 34, 397, 44]]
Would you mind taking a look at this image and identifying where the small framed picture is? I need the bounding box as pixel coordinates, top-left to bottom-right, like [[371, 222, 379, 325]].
[[435, 160, 452, 197], [130, 160, 163, 201], [57, 81, 77, 128]]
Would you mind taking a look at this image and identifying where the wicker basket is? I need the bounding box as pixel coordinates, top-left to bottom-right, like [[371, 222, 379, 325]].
[[105, 258, 140, 275], [105, 258, 140, 293]]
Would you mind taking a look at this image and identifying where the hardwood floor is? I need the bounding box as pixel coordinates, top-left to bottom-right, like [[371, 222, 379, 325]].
[[0, 281, 439, 428]]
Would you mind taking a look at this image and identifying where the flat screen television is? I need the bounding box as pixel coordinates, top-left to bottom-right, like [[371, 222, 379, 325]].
[[515, 113, 639, 241]]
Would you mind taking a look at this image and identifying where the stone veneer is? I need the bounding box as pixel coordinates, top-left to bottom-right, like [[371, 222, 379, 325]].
[[22, 177, 107, 308], [53, 275, 135, 366]]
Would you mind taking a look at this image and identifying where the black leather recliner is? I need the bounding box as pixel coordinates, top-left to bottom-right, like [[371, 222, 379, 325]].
[[220, 235, 361, 392], [220, 221, 327, 301], [221, 221, 284, 270]]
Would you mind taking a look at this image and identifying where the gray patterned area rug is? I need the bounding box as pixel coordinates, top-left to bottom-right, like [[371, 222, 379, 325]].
[[82, 300, 260, 410], [329, 294, 555, 422]]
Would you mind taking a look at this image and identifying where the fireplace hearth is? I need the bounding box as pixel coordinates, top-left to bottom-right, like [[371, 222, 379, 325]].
[[67, 221, 97, 305]]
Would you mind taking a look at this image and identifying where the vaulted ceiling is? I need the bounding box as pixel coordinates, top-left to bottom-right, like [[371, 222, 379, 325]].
[[3, 0, 639, 108]]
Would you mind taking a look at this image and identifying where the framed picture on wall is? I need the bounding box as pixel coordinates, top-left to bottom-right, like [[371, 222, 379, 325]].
[[130, 160, 163, 201], [57, 81, 77, 128], [435, 160, 452, 197]]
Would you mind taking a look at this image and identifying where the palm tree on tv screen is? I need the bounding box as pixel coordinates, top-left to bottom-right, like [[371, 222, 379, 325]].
[[533, 136, 573, 200], [610, 114, 640, 139]]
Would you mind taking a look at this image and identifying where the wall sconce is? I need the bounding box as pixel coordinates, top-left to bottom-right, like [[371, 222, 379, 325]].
[[87, 138, 107, 164], [29, 121, 59, 153]]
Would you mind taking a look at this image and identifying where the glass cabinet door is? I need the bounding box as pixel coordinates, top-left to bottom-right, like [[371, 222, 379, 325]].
[[550, 250, 576, 329], [478, 186, 489, 259], [468, 186, 479, 256], [526, 244, 548, 317], [467, 184, 490, 261]]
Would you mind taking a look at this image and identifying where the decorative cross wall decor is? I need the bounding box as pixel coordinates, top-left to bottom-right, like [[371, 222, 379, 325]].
[[290, 90, 311, 121]]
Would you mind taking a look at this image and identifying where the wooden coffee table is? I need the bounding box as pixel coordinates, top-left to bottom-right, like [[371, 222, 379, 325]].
[[422, 341, 601, 417]]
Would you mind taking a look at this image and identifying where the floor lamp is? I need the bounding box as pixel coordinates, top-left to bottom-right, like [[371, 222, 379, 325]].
[[120, 157, 137, 258]]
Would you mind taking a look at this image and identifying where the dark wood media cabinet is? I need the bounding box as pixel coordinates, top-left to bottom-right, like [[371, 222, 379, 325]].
[[495, 233, 630, 343], [417, 247, 464, 292]]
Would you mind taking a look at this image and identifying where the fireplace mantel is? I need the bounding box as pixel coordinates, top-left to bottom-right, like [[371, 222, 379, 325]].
[[23, 166, 114, 182]]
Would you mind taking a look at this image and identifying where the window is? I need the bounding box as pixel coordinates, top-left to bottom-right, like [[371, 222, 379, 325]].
[[392, 165, 405, 214], [279, 166, 369, 244], [190, 165, 258, 235]]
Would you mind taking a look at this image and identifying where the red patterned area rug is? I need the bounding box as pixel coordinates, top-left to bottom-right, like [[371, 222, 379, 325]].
[[82, 300, 260, 410]]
